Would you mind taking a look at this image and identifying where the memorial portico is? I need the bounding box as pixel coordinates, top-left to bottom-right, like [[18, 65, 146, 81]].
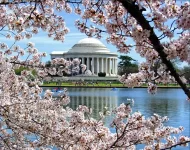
[[50, 38, 118, 76]]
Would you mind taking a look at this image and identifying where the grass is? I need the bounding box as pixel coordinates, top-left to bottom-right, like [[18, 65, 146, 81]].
[[42, 81, 190, 88]]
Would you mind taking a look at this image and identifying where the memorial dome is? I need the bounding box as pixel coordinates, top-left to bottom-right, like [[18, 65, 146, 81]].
[[50, 37, 118, 76], [68, 38, 110, 53]]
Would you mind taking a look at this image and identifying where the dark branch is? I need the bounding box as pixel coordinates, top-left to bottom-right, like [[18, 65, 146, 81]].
[[118, 0, 190, 98], [160, 140, 190, 150]]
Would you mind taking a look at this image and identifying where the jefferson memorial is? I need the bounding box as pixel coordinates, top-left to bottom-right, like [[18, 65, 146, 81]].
[[50, 38, 118, 76]]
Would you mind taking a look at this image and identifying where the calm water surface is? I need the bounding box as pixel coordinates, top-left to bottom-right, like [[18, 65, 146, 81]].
[[44, 87, 190, 150]]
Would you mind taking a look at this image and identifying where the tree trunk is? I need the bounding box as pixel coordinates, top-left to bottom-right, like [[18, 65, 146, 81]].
[[119, 0, 190, 98]]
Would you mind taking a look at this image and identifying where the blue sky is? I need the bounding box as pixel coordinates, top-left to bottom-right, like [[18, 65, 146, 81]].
[[0, 11, 145, 64], [1, 2, 188, 67]]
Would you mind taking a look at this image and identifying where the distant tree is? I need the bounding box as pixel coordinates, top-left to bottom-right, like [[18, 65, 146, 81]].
[[181, 66, 190, 84], [118, 55, 138, 75], [0, 1, 190, 150], [15, 66, 37, 76], [45, 61, 51, 67]]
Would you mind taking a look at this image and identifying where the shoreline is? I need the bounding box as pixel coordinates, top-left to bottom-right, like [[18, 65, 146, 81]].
[[40, 85, 187, 88]]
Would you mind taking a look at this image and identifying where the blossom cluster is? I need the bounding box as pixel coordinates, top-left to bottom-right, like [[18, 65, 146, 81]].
[[0, 45, 189, 149], [0, 0, 70, 42], [0, 41, 86, 78], [0, 0, 189, 149], [0, 0, 189, 91], [119, 62, 176, 91], [164, 33, 190, 63], [73, 0, 190, 95], [1, 0, 188, 94]]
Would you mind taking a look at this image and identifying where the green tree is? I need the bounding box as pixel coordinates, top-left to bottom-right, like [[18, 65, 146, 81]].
[[118, 55, 138, 75], [45, 61, 51, 67], [15, 66, 37, 76], [181, 66, 190, 84]]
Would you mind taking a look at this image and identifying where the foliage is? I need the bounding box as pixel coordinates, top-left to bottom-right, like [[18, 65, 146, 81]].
[[118, 55, 137, 67], [14, 66, 37, 76], [45, 61, 51, 67], [118, 55, 138, 75], [0, 0, 190, 150], [181, 66, 190, 83], [1, 57, 190, 149]]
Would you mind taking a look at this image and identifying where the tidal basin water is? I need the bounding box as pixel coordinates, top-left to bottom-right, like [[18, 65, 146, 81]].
[[44, 87, 190, 150]]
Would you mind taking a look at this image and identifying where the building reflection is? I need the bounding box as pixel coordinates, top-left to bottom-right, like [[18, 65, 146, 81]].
[[68, 88, 118, 120]]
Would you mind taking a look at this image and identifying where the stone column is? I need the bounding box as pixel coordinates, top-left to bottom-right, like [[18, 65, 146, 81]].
[[113, 58, 115, 74], [101, 58, 104, 72], [79, 58, 81, 63], [112, 58, 114, 74], [115, 58, 117, 75], [97, 57, 99, 74], [108, 58, 111, 75], [82, 57, 84, 64], [92, 57, 94, 74], [87, 57, 90, 70], [105, 58, 107, 75]]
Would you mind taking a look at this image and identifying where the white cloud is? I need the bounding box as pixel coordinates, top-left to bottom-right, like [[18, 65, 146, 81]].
[[66, 33, 86, 37], [0, 33, 87, 45]]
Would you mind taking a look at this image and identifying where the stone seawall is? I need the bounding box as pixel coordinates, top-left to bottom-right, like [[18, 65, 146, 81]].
[[51, 76, 119, 81]]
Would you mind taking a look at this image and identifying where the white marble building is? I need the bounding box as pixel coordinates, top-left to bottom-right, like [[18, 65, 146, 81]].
[[50, 38, 118, 76]]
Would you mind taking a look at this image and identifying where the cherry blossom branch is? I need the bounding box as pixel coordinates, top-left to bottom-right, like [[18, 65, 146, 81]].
[[118, 0, 190, 98], [0, 0, 37, 5], [24, 0, 38, 22], [0, 135, 11, 150], [144, 0, 152, 12], [65, 0, 82, 5], [160, 140, 190, 150]]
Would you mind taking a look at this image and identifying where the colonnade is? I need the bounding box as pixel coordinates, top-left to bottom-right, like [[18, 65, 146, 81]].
[[65, 57, 118, 75]]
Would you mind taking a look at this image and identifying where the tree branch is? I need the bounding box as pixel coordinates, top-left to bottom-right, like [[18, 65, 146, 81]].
[[160, 140, 190, 150], [118, 0, 190, 98], [0, 0, 36, 5]]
